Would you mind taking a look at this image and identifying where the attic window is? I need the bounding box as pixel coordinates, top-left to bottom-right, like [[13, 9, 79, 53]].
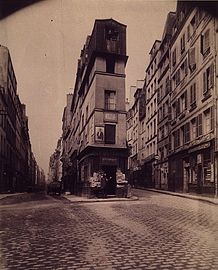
[[105, 28, 119, 41]]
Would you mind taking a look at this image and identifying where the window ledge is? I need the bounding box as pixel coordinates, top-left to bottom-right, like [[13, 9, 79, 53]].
[[189, 102, 197, 112], [202, 93, 212, 103], [178, 111, 186, 120]]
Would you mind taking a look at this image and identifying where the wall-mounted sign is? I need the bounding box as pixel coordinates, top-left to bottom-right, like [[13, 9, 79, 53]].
[[104, 112, 118, 122], [102, 157, 117, 165], [188, 142, 210, 153], [95, 126, 104, 142]]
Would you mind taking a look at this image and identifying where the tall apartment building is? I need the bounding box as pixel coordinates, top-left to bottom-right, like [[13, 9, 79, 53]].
[[0, 45, 43, 192], [168, 2, 218, 195], [126, 81, 143, 186], [61, 19, 128, 195], [143, 40, 160, 188], [156, 12, 176, 190]]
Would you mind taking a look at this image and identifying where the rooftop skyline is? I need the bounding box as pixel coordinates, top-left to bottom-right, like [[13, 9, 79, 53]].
[[0, 0, 176, 175]]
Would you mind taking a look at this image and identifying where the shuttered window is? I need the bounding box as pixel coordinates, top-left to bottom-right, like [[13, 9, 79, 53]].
[[203, 64, 214, 95], [105, 124, 116, 144]]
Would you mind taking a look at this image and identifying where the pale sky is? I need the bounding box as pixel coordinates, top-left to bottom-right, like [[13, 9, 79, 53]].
[[0, 0, 176, 176]]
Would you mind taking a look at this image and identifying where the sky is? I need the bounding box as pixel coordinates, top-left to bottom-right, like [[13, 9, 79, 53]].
[[0, 0, 177, 176]]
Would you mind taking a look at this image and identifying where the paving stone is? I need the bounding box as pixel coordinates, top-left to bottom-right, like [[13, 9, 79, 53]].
[[0, 191, 217, 269]]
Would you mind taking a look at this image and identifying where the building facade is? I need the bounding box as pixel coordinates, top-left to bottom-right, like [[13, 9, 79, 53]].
[[156, 12, 176, 190], [126, 1, 218, 196], [168, 2, 218, 195], [0, 45, 43, 193], [143, 40, 160, 188], [61, 19, 128, 195]]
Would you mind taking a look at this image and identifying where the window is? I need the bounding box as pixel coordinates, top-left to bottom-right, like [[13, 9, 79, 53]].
[[181, 59, 188, 79], [190, 83, 196, 104], [180, 91, 187, 112], [106, 58, 115, 73], [105, 124, 116, 144], [191, 118, 196, 140], [180, 33, 185, 54], [174, 129, 180, 148], [203, 151, 213, 183], [201, 29, 210, 57], [203, 64, 214, 96], [175, 69, 180, 86], [196, 114, 203, 137], [172, 48, 177, 66], [184, 122, 190, 143], [204, 107, 214, 133], [187, 25, 190, 40], [85, 106, 88, 121], [188, 47, 196, 72], [105, 90, 116, 110], [190, 15, 196, 33], [105, 28, 119, 41]]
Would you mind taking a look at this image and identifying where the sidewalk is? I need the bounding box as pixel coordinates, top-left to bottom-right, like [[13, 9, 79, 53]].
[[140, 188, 218, 205], [0, 193, 26, 201], [62, 194, 139, 203]]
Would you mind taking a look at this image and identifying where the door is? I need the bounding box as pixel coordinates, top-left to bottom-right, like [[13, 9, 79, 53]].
[[102, 165, 117, 195]]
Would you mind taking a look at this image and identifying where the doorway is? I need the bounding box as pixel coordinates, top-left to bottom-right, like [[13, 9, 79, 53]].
[[101, 165, 117, 195]]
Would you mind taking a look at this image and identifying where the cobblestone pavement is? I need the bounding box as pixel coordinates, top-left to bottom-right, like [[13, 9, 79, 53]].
[[0, 190, 218, 270]]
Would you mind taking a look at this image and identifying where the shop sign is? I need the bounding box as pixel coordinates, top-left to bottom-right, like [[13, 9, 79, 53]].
[[102, 157, 117, 165], [104, 112, 118, 122], [188, 142, 210, 154]]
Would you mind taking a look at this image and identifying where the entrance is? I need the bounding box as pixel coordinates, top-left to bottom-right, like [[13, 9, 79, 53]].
[[101, 165, 117, 195]]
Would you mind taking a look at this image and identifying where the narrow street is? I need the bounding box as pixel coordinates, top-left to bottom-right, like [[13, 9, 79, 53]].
[[0, 190, 218, 270]]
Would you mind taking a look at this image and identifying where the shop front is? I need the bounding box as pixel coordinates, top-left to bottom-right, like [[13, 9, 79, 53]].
[[185, 141, 215, 194], [78, 146, 128, 197], [169, 141, 215, 195]]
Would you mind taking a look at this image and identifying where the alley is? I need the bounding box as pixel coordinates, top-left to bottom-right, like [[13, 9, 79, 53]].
[[0, 190, 218, 270]]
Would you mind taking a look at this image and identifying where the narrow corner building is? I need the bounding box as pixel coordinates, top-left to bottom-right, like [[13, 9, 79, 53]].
[[63, 19, 128, 195]]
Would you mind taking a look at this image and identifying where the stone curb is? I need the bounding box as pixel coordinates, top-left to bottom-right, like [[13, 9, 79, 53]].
[[137, 188, 218, 206], [0, 193, 26, 201], [62, 195, 139, 204]]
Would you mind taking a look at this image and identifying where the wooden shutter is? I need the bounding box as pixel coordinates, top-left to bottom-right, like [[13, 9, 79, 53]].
[[209, 63, 214, 89], [203, 71, 207, 94], [189, 47, 196, 70]]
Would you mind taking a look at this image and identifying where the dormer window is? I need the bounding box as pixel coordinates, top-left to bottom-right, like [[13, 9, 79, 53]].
[[106, 28, 119, 41]]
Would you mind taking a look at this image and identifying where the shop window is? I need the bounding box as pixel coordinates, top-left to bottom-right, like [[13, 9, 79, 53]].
[[190, 156, 197, 184], [200, 29, 210, 57], [104, 90, 116, 110], [106, 58, 115, 73], [203, 151, 213, 182], [203, 64, 214, 97], [105, 124, 116, 144]]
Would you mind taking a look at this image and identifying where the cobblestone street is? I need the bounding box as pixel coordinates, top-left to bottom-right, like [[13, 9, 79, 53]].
[[0, 190, 218, 270]]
